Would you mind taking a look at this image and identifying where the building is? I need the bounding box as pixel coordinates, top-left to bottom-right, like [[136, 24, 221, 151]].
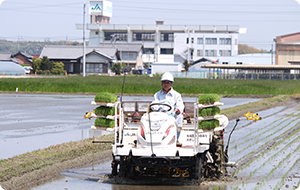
[[0, 53, 25, 76], [77, 23, 241, 65], [13, 51, 33, 67], [75, 1, 241, 66], [174, 32, 239, 64], [97, 43, 144, 69], [275, 32, 300, 65], [40, 45, 120, 74]]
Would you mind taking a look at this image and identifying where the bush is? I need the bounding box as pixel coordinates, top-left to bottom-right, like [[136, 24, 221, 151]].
[[95, 118, 115, 128], [198, 94, 220, 104], [199, 107, 220, 117], [94, 92, 118, 103], [111, 62, 127, 75], [95, 106, 117, 116], [198, 119, 219, 129]]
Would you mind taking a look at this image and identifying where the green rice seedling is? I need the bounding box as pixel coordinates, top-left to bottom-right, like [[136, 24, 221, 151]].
[[199, 107, 220, 117], [94, 118, 115, 128], [95, 106, 117, 116], [236, 122, 300, 177], [94, 92, 118, 103], [198, 119, 219, 129], [198, 94, 220, 104]]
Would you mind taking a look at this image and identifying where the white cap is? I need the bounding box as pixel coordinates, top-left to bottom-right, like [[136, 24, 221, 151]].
[[161, 72, 174, 82]]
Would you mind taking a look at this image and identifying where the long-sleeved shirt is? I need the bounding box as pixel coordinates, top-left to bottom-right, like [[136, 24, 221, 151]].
[[153, 88, 184, 115]]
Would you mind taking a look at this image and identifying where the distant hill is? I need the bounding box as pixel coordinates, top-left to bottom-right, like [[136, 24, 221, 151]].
[[0, 40, 82, 55], [238, 44, 268, 54]]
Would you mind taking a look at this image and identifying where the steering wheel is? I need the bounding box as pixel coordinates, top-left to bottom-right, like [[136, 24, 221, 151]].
[[149, 103, 172, 112]]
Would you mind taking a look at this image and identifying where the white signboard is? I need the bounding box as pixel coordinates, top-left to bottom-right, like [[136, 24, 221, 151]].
[[89, 1, 112, 17]]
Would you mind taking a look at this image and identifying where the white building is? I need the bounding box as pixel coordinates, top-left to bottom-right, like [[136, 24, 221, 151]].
[[75, 0, 243, 74], [174, 33, 239, 64]]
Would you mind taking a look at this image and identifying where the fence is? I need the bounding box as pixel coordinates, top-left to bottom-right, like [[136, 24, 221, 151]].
[[170, 71, 300, 80]]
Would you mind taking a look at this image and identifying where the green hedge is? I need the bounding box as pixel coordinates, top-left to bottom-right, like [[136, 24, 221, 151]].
[[199, 107, 220, 117], [94, 92, 118, 103], [94, 118, 115, 128], [198, 94, 220, 104], [95, 106, 116, 116], [198, 119, 219, 129]]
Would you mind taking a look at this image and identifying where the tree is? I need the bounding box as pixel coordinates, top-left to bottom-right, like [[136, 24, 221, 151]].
[[32, 56, 65, 75], [40, 56, 53, 71], [32, 58, 42, 73], [111, 62, 127, 75], [183, 59, 190, 71], [51, 62, 65, 75]]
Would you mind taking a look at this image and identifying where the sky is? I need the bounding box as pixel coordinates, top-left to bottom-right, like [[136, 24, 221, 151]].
[[0, 0, 300, 50]]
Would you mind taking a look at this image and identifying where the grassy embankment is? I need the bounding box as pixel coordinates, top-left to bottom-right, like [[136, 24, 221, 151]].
[[1, 76, 300, 189], [1, 75, 300, 95]]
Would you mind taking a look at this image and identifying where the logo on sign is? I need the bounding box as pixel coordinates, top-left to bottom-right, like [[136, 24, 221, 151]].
[[91, 4, 101, 11]]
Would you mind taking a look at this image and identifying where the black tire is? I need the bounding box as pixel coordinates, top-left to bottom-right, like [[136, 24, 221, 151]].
[[118, 156, 127, 178], [111, 160, 118, 176]]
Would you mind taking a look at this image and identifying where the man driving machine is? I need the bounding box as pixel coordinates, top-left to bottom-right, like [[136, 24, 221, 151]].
[[153, 72, 184, 140]]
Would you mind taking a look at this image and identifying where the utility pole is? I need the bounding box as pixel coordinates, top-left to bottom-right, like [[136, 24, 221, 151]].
[[271, 44, 274, 65], [83, 2, 86, 77]]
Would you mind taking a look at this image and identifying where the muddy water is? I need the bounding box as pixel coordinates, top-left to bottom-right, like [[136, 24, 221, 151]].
[[0, 94, 259, 159], [6, 94, 297, 189]]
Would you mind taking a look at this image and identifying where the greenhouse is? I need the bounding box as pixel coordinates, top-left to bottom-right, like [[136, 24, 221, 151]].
[[0, 61, 25, 76]]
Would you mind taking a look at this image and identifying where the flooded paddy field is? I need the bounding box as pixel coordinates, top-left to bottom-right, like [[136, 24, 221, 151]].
[[2, 94, 300, 189]]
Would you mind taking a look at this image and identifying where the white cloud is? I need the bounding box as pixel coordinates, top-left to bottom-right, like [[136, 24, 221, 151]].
[[0, 0, 5, 6]]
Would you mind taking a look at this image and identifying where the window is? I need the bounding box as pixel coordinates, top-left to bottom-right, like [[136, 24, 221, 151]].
[[133, 32, 155, 41], [205, 38, 217, 44], [95, 31, 99, 35], [219, 50, 223, 56], [236, 62, 243, 64], [68, 63, 73, 73], [122, 52, 137, 60], [191, 38, 194, 44], [190, 49, 194, 60], [86, 63, 103, 73], [219, 38, 231, 45], [144, 48, 154, 54], [205, 50, 208, 56], [160, 48, 173, 54], [228, 50, 231, 56], [222, 62, 228, 64], [205, 38, 211, 44], [186, 38, 189, 44], [161, 33, 174, 42], [104, 32, 127, 41], [197, 49, 200, 56], [211, 50, 215, 56], [197, 38, 203, 44]]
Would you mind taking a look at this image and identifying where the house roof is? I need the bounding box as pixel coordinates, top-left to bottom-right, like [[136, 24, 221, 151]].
[[39, 45, 119, 60], [191, 57, 217, 65], [0, 53, 12, 61], [13, 51, 33, 59]]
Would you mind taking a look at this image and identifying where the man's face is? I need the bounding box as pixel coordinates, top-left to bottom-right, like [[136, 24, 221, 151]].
[[162, 81, 172, 93]]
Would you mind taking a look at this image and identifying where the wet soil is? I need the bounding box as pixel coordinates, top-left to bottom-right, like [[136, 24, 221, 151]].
[[1, 94, 300, 190]]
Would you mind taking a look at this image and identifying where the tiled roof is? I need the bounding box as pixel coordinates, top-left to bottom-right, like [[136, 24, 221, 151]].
[[39, 45, 118, 59], [0, 53, 12, 61]]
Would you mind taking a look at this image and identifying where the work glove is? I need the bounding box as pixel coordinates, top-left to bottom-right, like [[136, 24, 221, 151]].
[[175, 109, 181, 115]]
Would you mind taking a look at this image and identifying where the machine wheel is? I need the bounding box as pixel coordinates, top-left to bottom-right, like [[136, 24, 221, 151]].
[[111, 160, 118, 176], [209, 136, 225, 179], [195, 156, 202, 180], [118, 156, 128, 178]]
